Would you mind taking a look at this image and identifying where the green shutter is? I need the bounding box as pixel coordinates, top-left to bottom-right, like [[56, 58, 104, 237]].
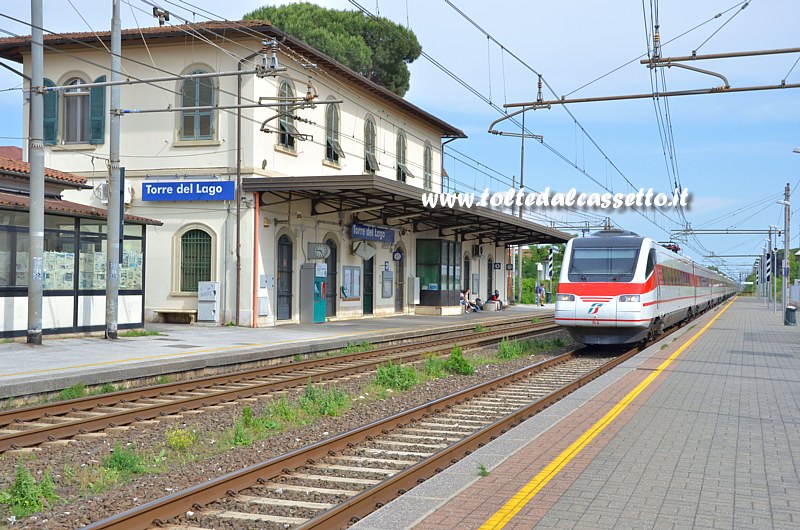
[[89, 75, 106, 145], [43, 78, 58, 145]]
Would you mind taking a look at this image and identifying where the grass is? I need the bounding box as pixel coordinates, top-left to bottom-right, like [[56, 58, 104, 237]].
[[58, 381, 123, 401], [477, 463, 490, 477], [102, 444, 149, 477], [531, 317, 541, 324], [165, 426, 198, 453], [497, 337, 568, 360], [293, 353, 304, 362], [375, 361, 418, 391], [442, 345, 475, 375], [117, 329, 163, 337], [0, 464, 59, 518], [497, 337, 526, 359], [339, 340, 373, 354], [474, 324, 486, 333], [154, 375, 173, 385]]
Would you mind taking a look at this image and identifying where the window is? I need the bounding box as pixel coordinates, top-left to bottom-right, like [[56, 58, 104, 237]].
[[396, 131, 414, 182], [180, 229, 212, 292], [568, 247, 639, 282], [423, 143, 433, 191], [325, 104, 345, 164], [278, 80, 298, 149], [180, 70, 214, 140], [64, 78, 89, 144], [364, 115, 378, 173]]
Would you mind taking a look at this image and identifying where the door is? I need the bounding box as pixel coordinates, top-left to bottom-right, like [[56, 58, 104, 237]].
[[487, 256, 494, 298], [325, 239, 337, 317], [395, 255, 404, 312], [277, 235, 293, 320], [363, 257, 374, 315], [463, 254, 471, 292]]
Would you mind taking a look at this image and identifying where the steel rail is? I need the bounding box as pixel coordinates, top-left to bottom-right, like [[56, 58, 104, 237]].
[[0, 313, 550, 424], [0, 318, 557, 451], [85, 349, 591, 530]]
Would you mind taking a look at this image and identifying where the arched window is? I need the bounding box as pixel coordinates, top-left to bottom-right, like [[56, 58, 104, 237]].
[[396, 130, 413, 182], [180, 70, 214, 140], [364, 115, 377, 174], [278, 80, 297, 149], [64, 77, 89, 144], [423, 142, 433, 190], [180, 229, 212, 292], [325, 104, 344, 163]]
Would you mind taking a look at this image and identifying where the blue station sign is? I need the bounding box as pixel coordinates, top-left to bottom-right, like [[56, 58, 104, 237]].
[[351, 223, 395, 243], [142, 181, 235, 201]]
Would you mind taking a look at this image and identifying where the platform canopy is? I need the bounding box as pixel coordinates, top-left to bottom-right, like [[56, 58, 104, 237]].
[[242, 175, 571, 246]]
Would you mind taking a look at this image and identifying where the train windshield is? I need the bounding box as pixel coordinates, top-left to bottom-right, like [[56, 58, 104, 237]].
[[568, 247, 639, 282]]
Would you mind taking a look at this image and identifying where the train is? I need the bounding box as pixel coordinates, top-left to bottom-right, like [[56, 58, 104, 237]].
[[554, 229, 738, 344]]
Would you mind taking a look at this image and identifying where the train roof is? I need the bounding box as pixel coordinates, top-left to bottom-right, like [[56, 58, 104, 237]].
[[572, 229, 644, 248]]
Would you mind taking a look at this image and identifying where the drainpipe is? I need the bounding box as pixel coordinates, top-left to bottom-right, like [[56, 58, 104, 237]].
[[236, 48, 261, 326]]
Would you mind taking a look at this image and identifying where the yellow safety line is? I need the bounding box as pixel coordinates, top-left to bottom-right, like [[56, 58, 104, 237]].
[[0, 327, 406, 378], [479, 298, 736, 529]]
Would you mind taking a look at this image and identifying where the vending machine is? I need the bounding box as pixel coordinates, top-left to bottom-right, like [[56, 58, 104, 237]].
[[300, 263, 327, 323]]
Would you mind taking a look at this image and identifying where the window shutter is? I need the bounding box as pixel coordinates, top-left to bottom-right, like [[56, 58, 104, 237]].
[[43, 78, 58, 145], [89, 75, 106, 144]]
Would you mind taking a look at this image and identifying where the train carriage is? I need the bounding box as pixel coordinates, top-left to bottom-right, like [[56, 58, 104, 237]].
[[555, 229, 737, 344]]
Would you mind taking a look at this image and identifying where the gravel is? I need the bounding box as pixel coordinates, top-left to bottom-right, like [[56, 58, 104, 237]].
[[1, 331, 573, 529]]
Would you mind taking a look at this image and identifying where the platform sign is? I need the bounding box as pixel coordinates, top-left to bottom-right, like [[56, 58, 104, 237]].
[[351, 223, 395, 243], [142, 181, 235, 201]]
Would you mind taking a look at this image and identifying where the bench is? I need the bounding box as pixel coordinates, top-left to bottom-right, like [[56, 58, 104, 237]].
[[154, 309, 197, 324]]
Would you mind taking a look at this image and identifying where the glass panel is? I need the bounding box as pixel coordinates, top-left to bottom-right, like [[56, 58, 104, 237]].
[[78, 235, 106, 290], [0, 210, 28, 227], [120, 238, 143, 290], [64, 78, 89, 144], [569, 247, 640, 282], [43, 231, 77, 290], [198, 113, 212, 137]]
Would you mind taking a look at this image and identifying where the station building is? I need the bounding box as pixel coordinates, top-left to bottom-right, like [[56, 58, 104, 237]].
[[0, 20, 569, 328]]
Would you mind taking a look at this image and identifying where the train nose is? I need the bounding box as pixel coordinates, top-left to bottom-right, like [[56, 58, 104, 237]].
[[578, 297, 616, 326]]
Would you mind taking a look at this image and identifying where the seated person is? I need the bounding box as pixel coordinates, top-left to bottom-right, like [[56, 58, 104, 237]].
[[465, 288, 481, 312], [487, 290, 505, 310]]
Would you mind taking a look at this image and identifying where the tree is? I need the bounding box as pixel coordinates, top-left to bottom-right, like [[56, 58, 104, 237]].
[[245, 3, 421, 96]]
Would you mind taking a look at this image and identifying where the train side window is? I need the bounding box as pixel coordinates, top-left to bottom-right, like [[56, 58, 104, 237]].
[[646, 250, 656, 278]]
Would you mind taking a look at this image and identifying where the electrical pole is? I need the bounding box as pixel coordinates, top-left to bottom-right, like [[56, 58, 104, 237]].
[[517, 110, 525, 303], [783, 182, 791, 323], [27, 0, 44, 345], [105, 0, 121, 339]]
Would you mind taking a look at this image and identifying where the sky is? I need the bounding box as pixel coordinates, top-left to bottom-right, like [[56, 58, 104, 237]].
[[0, 0, 799, 281]]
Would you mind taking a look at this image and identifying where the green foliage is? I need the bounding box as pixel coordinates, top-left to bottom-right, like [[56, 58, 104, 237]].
[[474, 324, 486, 333], [244, 2, 421, 96], [118, 329, 163, 337], [165, 426, 198, 452], [523, 337, 567, 352], [375, 361, 418, 390], [102, 444, 147, 477], [339, 340, 373, 354], [154, 375, 173, 385], [531, 317, 541, 324], [497, 337, 525, 359], [422, 354, 447, 379], [293, 353, 304, 362], [299, 382, 349, 417], [267, 397, 299, 423], [443, 345, 475, 375], [231, 422, 252, 447], [0, 464, 59, 518], [477, 463, 490, 477], [58, 382, 86, 401]]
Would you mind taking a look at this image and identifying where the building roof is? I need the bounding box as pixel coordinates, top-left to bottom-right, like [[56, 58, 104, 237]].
[[0, 146, 22, 160], [0, 155, 91, 189], [0, 191, 161, 225], [243, 174, 572, 246], [0, 20, 466, 140]]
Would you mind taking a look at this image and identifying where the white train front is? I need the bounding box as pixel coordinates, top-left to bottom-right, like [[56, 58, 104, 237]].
[[554, 230, 737, 345]]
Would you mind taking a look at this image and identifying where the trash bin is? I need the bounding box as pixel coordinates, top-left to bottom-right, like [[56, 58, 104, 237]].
[[546, 292, 553, 304], [785, 305, 796, 326]]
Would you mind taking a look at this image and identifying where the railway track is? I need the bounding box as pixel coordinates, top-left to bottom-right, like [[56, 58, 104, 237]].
[[0, 314, 556, 452], [85, 344, 641, 530]]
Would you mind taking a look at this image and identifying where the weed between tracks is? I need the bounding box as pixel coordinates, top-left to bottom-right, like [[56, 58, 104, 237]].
[[0, 332, 573, 521]]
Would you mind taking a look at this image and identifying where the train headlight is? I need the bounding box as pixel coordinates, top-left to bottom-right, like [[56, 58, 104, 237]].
[[619, 295, 641, 302], [556, 294, 575, 302]]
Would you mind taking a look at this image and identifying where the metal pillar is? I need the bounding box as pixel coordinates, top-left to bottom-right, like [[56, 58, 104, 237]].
[[27, 0, 44, 344], [105, 0, 121, 339], [783, 182, 791, 322]]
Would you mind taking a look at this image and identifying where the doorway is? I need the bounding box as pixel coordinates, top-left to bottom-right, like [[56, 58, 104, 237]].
[[363, 256, 374, 315], [325, 239, 337, 317], [277, 235, 293, 320], [395, 254, 404, 312]]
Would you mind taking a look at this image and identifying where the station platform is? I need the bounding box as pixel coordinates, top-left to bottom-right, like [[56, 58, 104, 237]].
[[353, 296, 800, 530], [0, 304, 553, 400]]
